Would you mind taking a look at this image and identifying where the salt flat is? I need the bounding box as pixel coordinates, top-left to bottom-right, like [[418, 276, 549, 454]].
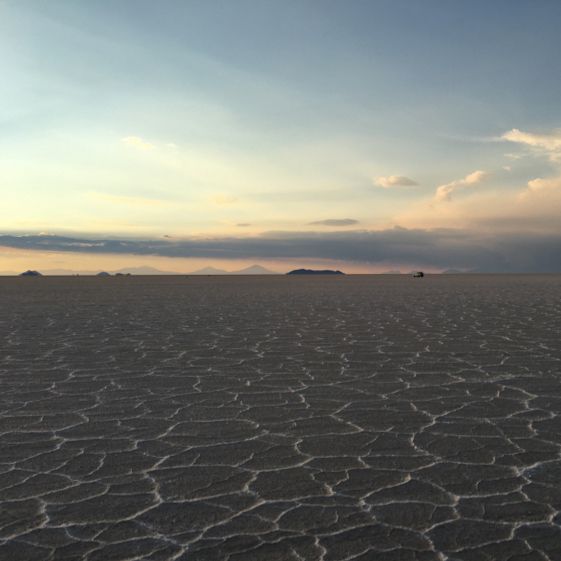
[[1, 274, 561, 561]]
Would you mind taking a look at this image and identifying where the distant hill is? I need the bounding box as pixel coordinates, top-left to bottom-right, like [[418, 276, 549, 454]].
[[34, 266, 181, 275], [19, 270, 42, 277], [190, 266, 229, 275], [232, 264, 277, 275], [190, 264, 278, 275], [1, 264, 278, 276], [287, 269, 345, 275]]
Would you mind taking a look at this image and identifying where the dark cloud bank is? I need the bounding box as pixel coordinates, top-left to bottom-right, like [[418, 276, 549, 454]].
[[2, 228, 561, 272]]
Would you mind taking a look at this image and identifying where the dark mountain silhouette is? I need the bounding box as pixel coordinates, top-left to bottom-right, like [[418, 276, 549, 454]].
[[20, 270, 42, 276], [5, 264, 278, 276], [287, 269, 345, 275]]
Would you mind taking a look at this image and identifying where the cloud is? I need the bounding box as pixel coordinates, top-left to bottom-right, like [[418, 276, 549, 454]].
[[4, 227, 561, 271], [236, 223, 251, 227], [501, 128, 561, 161], [375, 176, 418, 189], [308, 219, 359, 227], [521, 175, 561, 198], [434, 170, 489, 203], [121, 136, 155, 150], [504, 152, 524, 161]]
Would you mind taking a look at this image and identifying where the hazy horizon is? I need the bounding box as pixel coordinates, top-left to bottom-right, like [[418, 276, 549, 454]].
[[2, 0, 561, 272]]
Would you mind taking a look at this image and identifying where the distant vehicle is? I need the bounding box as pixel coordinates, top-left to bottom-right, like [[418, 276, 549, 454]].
[[412, 271, 424, 278]]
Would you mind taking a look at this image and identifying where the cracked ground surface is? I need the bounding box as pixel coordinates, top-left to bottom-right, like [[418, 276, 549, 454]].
[[1, 274, 561, 560]]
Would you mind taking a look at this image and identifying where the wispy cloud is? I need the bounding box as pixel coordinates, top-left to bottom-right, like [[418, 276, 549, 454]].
[[308, 218, 359, 227], [374, 176, 418, 189], [501, 128, 561, 161], [121, 136, 155, 150], [434, 170, 489, 203]]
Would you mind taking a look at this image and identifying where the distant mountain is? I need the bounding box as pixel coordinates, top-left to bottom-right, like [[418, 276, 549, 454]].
[[380, 270, 401, 274], [20, 270, 42, 276], [190, 266, 229, 275], [287, 269, 345, 275], [1, 264, 278, 276], [232, 264, 277, 275], [190, 264, 277, 275], [25, 266, 182, 275]]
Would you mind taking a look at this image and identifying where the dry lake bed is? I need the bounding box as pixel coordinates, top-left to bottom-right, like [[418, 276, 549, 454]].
[[1, 274, 561, 561]]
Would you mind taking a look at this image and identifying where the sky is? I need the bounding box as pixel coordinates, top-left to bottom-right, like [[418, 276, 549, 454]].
[[2, 0, 561, 273]]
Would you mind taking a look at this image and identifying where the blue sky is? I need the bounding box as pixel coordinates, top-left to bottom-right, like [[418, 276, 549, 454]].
[[1, 0, 561, 272]]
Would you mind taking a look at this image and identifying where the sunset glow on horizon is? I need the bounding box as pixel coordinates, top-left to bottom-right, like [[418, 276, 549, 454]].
[[2, 0, 561, 272]]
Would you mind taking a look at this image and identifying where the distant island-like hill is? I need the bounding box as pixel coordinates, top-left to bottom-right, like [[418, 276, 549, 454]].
[[287, 269, 345, 275]]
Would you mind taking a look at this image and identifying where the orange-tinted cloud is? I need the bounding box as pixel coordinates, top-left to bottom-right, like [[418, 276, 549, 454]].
[[374, 176, 418, 189], [434, 170, 489, 203]]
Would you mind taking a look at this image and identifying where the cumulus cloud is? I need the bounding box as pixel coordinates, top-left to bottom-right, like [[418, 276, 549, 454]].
[[3, 228, 561, 272], [521, 175, 561, 199], [502, 128, 561, 161], [308, 219, 359, 227], [121, 136, 155, 150], [434, 170, 489, 202], [374, 176, 418, 189]]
